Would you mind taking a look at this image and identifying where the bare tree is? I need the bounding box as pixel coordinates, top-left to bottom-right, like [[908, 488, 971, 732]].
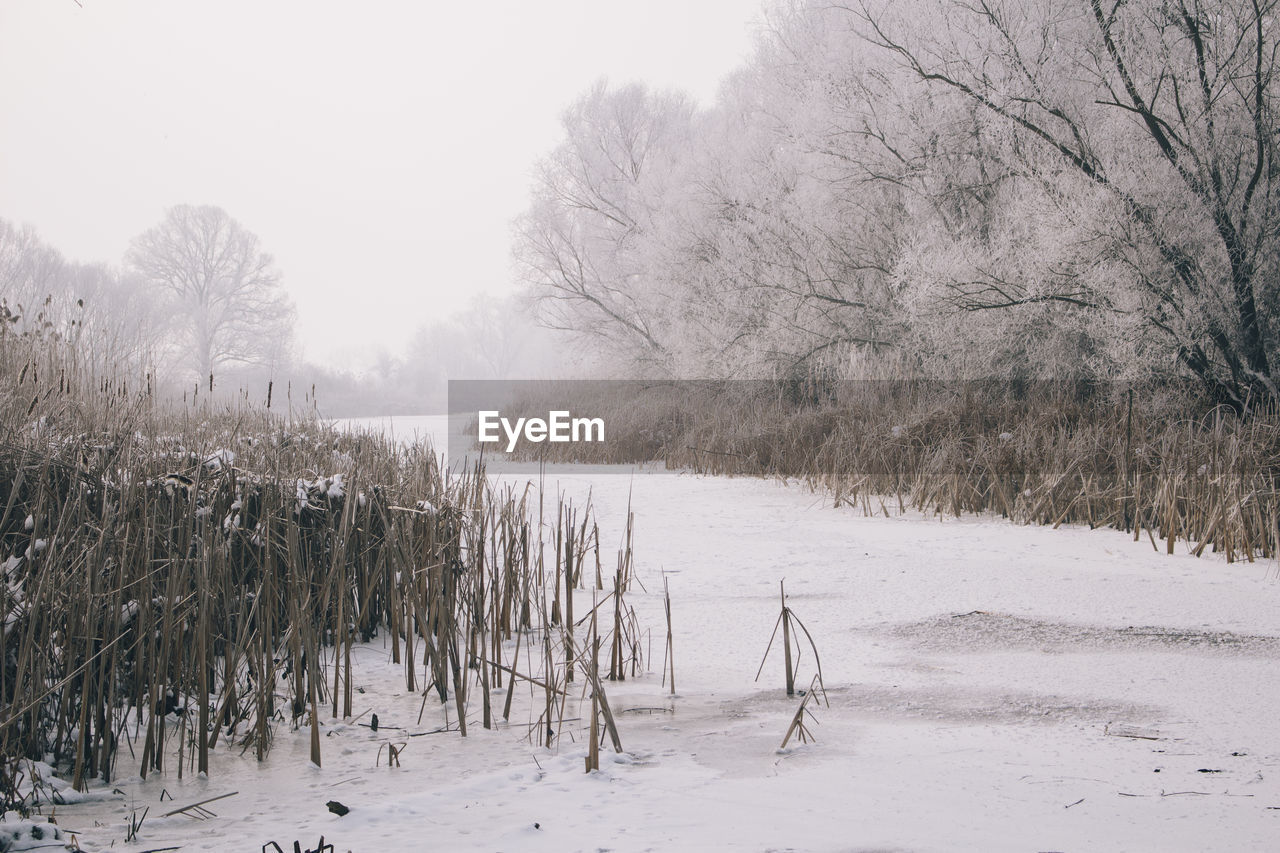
[[128, 205, 295, 383]]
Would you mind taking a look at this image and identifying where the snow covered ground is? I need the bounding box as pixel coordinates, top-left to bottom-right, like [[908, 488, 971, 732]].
[[42, 442, 1280, 852]]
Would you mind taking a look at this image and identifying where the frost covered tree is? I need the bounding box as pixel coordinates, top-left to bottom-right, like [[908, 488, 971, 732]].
[[128, 205, 295, 383], [515, 45, 910, 379], [662, 11, 910, 378], [515, 0, 1280, 398], [514, 81, 697, 372], [855, 0, 1280, 405]]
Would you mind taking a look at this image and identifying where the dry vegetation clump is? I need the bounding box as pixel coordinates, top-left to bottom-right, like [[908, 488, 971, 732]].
[[501, 379, 1280, 562], [0, 329, 643, 813]]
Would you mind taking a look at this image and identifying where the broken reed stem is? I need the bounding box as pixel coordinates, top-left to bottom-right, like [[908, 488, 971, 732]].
[[781, 580, 795, 697], [663, 575, 675, 695], [610, 563, 623, 681], [755, 578, 823, 699], [779, 675, 823, 749], [563, 504, 574, 683], [308, 623, 322, 768], [587, 609, 600, 774]]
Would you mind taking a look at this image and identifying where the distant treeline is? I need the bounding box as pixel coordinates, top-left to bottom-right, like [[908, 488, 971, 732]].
[[1, 213, 565, 418]]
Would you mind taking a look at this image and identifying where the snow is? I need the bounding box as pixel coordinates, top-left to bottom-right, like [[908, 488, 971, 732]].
[[0, 815, 68, 852], [37, 462, 1280, 852], [203, 449, 236, 471], [325, 473, 345, 499]]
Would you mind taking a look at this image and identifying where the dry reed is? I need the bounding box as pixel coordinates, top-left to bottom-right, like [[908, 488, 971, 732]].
[[0, 326, 647, 812], [500, 380, 1280, 563]]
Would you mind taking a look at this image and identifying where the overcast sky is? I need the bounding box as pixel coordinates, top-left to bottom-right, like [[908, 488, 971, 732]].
[[0, 0, 763, 367]]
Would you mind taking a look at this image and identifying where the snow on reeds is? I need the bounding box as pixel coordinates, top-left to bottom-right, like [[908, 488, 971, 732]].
[[0, 332, 640, 813]]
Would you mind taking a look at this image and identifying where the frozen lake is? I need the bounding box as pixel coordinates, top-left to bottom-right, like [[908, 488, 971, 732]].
[[53, 417, 1280, 852]]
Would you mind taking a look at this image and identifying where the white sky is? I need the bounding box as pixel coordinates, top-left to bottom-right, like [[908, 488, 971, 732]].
[[0, 0, 764, 368]]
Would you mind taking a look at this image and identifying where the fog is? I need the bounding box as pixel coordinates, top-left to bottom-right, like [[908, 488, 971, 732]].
[[0, 0, 762, 370]]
